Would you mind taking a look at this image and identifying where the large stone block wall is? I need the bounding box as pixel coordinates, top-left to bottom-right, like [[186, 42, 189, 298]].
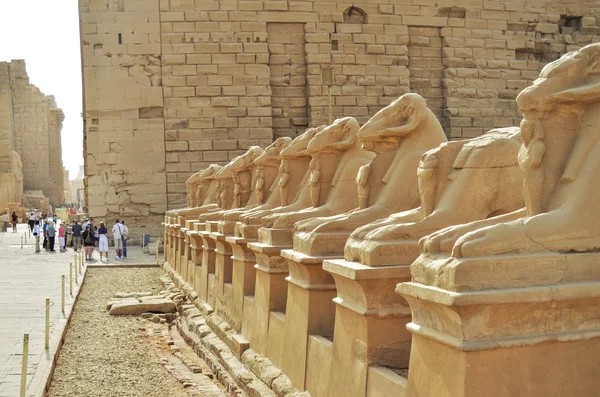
[[9, 60, 65, 207], [0, 62, 23, 211], [79, 0, 167, 235], [79, 0, 600, 234]]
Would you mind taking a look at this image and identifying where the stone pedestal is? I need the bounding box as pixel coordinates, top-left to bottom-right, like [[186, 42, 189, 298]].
[[235, 221, 261, 240], [247, 227, 293, 360], [180, 227, 192, 284], [355, 239, 421, 267], [398, 252, 600, 397], [322, 259, 412, 397], [186, 229, 205, 298], [279, 249, 338, 391], [198, 229, 217, 310], [226, 235, 257, 333], [167, 222, 181, 269], [209, 230, 234, 319]]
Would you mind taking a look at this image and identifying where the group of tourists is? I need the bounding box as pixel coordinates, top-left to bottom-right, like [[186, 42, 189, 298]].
[[76, 218, 129, 262], [15, 211, 129, 260]]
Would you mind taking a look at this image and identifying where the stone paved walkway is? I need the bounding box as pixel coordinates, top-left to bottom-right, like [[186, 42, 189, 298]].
[[0, 223, 159, 396]]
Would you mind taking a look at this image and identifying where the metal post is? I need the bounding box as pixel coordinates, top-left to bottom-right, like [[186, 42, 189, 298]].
[[45, 298, 50, 350], [75, 261, 79, 286], [24, 232, 27, 244], [20, 334, 28, 397], [61, 275, 65, 314], [69, 263, 73, 297], [21, 236, 23, 249]]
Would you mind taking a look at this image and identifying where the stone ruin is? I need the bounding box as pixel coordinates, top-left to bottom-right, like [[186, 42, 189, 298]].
[[161, 45, 600, 397], [79, 0, 600, 239], [0, 60, 66, 213]]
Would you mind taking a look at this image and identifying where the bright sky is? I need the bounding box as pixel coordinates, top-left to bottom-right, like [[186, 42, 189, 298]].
[[0, 0, 83, 179]]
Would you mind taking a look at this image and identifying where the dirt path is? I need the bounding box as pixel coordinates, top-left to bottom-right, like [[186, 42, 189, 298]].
[[47, 268, 192, 397]]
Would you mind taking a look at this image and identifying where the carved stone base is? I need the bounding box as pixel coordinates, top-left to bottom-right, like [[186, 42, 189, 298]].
[[186, 230, 205, 299], [235, 222, 261, 240], [226, 236, 257, 332], [322, 259, 412, 397], [198, 230, 217, 310], [293, 231, 352, 257], [279, 249, 338, 391], [218, 220, 237, 235], [209, 232, 233, 319], [398, 252, 600, 397], [347, 239, 421, 267], [247, 228, 293, 359]]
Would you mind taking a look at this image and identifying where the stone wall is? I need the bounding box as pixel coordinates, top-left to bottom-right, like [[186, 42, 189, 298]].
[[0, 62, 22, 211], [8, 60, 65, 207], [79, 0, 600, 235], [79, 0, 167, 236]]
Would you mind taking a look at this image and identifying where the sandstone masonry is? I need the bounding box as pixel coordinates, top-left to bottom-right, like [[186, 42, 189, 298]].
[[79, 0, 600, 235], [0, 60, 66, 210]]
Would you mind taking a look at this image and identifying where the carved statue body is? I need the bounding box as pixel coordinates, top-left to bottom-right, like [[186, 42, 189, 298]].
[[260, 117, 375, 229], [220, 138, 292, 222], [238, 125, 327, 227], [419, 43, 600, 259], [170, 164, 222, 218], [344, 128, 525, 265], [198, 147, 263, 223], [292, 94, 447, 257]]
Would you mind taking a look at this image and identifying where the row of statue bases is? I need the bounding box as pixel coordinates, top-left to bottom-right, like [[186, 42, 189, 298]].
[[163, 45, 600, 397]]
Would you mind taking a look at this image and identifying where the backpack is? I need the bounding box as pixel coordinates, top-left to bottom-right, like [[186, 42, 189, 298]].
[[85, 232, 93, 244]]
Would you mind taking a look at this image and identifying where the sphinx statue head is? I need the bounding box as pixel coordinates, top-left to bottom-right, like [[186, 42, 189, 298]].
[[307, 117, 360, 155], [358, 93, 429, 147], [280, 125, 327, 159], [255, 137, 292, 168], [229, 146, 264, 173]]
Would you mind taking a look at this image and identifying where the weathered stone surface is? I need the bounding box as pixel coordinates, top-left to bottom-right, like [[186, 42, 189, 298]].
[[109, 298, 176, 315], [0, 60, 65, 210]]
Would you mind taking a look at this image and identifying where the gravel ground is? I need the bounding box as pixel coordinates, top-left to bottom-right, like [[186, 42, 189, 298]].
[[47, 268, 188, 397]]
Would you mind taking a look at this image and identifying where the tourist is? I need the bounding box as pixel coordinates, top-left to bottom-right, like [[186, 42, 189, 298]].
[[28, 211, 36, 231], [71, 220, 82, 252], [33, 220, 41, 253], [112, 219, 124, 260], [82, 218, 90, 229], [58, 222, 66, 252], [42, 220, 49, 250], [11, 211, 18, 232], [52, 213, 57, 224], [97, 222, 109, 261], [120, 220, 129, 258], [82, 225, 96, 261], [47, 221, 56, 252]]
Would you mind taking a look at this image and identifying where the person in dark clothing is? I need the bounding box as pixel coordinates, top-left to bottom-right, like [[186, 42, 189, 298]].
[[71, 220, 82, 252], [82, 225, 96, 261], [11, 212, 18, 232]]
